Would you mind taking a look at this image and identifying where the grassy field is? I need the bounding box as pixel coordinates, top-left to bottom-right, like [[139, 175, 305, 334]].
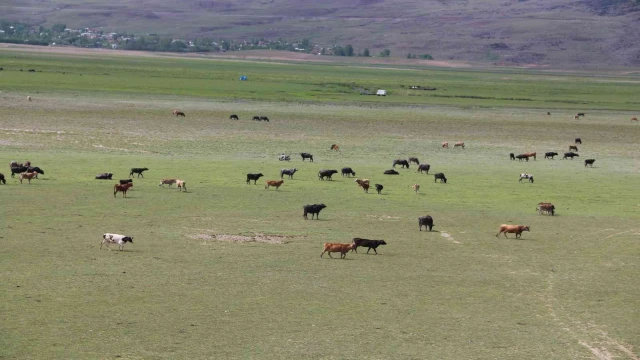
[[1, 49, 639, 359]]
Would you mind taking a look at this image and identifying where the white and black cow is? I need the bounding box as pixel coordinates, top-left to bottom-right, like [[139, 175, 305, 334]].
[[519, 173, 534, 183], [100, 233, 134, 251]]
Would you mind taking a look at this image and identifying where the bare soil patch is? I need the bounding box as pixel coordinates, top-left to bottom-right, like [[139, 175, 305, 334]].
[[185, 231, 300, 244]]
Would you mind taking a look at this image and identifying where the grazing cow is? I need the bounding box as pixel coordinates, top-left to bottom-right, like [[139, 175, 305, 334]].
[[563, 152, 579, 160], [303, 204, 327, 220], [355, 178, 370, 192], [544, 152, 558, 159], [418, 216, 434, 231], [278, 154, 291, 161], [515, 154, 529, 162], [229, 114, 239, 120], [321, 243, 355, 259], [0, 173, 5, 184], [547, 112, 551, 116], [569, 145, 578, 152], [252, 116, 261, 121], [632, 117, 638, 122], [260, 116, 270, 122], [575, 138, 582, 144], [408, 157, 420, 165], [280, 168, 298, 179], [101, 233, 133, 251], [454, 142, 465, 149], [574, 115, 580, 120], [246, 173, 264, 184], [174, 111, 185, 117], [300, 153, 314, 162], [330, 144, 340, 151], [10, 166, 43, 178], [374, 183, 383, 194], [265, 180, 284, 190], [384, 169, 400, 175], [417, 164, 431, 174], [510, 153, 516, 160], [27, 96, 32, 101], [584, 159, 596, 167], [341, 167, 356, 177], [392, 159, 410, 168], [129, 167, 148, 178], [119, 179, 133, 185], [442, 142, 449, 148], [536, 202, 555, 216], [95, 173, 113, 180], [519, 173, 534, 183], [412, 184, 420, 193], [318, 169, 339, 181], [159, 179, 177, 187], [496, 224, 530, 239], [19, 172, 37, 184], [434, 173, 447, 183], [523, 152, 537, 161], [176, 180, 187, 192], [352, 238, 387, 254], [114, 182, 133, 197], [577, 113, 585, 117]]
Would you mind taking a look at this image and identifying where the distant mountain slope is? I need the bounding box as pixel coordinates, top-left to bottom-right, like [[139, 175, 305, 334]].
[[2, 0, 640, 67]]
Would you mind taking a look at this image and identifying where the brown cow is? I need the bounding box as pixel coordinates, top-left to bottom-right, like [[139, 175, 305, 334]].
[[114, 182, 133, 197], [19, 172, 37, 184], [412, 184, 420, 193], [173, 110, 185, 117], [454, 142, 465, 149], [574, 115, 579, 120], [355, 178, 370, 192], [632, 117, 638, 122], [536, 202, 555, 216], [496, 224, 530, 239], [442, 141, 449, 148], [159, 179, 177, 187], [330, 144, 340, 151], [523, 152, 537, 161], [321, 243, 355, 259], [265, 179, 284, 190], [569, 145, 578, 152]]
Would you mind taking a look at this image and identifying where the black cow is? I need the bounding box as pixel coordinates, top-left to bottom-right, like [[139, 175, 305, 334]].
[[229, 114, 239, 120], [95, 173, 113, 180], [246, 173, 264, 184], [252, 116, 261, 121], [375, 184, 383, 194], [510, 153, 516, 160], [575, 138, 582, 144], [303, 204, 326, 220], [301, 153, 314, 162], [408, 157, 420, 165], [260, 116, 270, 122], [418, 215, 434, 231], [11, 166, 44, 178], [584, 159, 596, 167], [417, 164, 431, 174], [318, 169, 338, 181], [577, 113, 585, 117], [280, 168, 298, 179], [515, 154, 529, 162], [384, 169, 399, 175], [434, 173, 447, 183], [119, 179, 133, 185], [545, 152, 558, 159], [0, 173, 5, 184], [392, 159, 410, 168], [129, 167, 149, 177], [563, 152, 579, 160], [341, 167, 356, 177], [352, 238, 387, 254]]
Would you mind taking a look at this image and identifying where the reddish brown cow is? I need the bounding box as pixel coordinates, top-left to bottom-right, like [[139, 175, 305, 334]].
[[454, 142, 465, 149], [19, 172, 37, 184], [632, 117, 638, 122], [330, 144, 340, 151], [569, 145, 578, 152], [265, 179, 284, 190], [496, 224, 530, 239], [523, 152, 537, 161], [114, 182, 133, 198], [321, 243, 355, 259], [442, 141, 449, 148]]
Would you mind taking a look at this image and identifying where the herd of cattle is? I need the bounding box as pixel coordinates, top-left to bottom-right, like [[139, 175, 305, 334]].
[[509, 138, 596, 167]]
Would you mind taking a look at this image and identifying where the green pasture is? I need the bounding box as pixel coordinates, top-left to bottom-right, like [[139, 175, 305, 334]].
[[0, 50, 639, 359]]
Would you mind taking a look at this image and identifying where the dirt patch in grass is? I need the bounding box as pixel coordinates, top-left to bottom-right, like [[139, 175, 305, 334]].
[[185, 231, 298, 244]]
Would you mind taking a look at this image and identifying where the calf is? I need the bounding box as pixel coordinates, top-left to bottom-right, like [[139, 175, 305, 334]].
[[544, 152, 558, 160], [114, 182, 133, 197], [584, 159, 596, 167], [159, 178, 177, 187], [434, 173, 447, 183], [280, 168, 298, 179], [129, 167, 149, 178], [0, 173, 5, 185], [374, 183, 383, 194], [417, 164, 431, 174], [496, 224, 530, 239], [537, 202, 555, 216], [408, 157, 420, 165], [246, 173, 264, 184], [412, 184, 420, 193], [510, 153, 516, 160], [119, 179, 133, 185], [318, 169, 338, 181], [176, 179, 187, 192], [341, 167, 356, 177], [519, 173, 534, 183], [321, 243, 355, 259], [392, 159, 410, 168], [303, 204, 327, 220], [563, 152, 579, 160], [575, 138, 582, 144], [418, 216, 434, 231], [265, 179, 284, 190], [352, 238, 387, 254], [19, 172, 37, 184], [300, 153, 314, 162], [101, 233, 133, 251], [569, 145, 578, 152], [384, 169, 399, 175], [95, 173, 113, 180]]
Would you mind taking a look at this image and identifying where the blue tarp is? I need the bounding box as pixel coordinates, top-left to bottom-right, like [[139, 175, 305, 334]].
[[240, 76, 247, 80]]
